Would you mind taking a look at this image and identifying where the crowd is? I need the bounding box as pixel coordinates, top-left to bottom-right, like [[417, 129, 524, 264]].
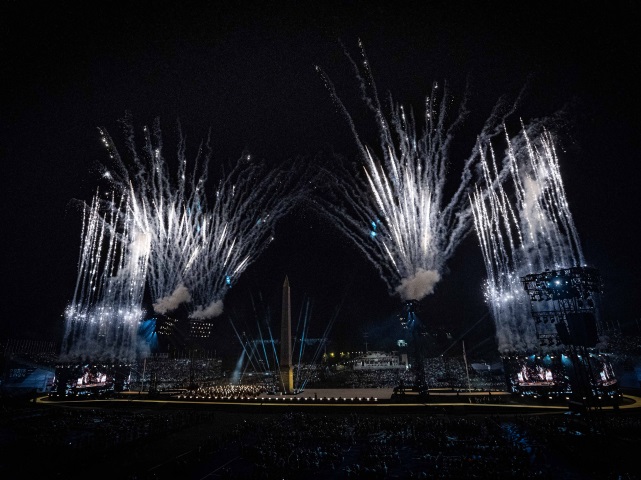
[[2, 351, 639, 480], [0, 403, 217, 453], [230, 412, 549, 479], [191, 383, 270, 398], [122, 354, 509, 394], [128, 357, 224, 390], [296, 357, 507, 392], [2, 399, 639, 479], [141, 411, 640, 479]]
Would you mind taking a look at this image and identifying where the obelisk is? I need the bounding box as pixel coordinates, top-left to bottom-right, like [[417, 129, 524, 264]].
[[280, 276, 294, 394]]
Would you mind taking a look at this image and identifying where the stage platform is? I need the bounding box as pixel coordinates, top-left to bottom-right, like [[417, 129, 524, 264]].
[[259, 387, 395, 400], [41, 387, 641, 414]]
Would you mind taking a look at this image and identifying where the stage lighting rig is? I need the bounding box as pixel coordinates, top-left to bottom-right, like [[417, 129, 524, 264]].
[[400, 300, 420, 330], [521, 267, 602, 305], [404, 300, 420, 314], [522, 266, 603, 349]]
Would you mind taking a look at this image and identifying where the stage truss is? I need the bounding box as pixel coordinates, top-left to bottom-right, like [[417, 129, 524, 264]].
[[521, 266, 603, 348]]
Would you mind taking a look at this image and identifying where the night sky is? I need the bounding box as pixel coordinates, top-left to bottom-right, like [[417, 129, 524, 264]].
[[3, 2, 639, 358]]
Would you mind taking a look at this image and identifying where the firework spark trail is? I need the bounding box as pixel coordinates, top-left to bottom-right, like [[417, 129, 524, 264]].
[[63, 190, 149, 361], [100, 116, 307, 319], [187, 155, 306, 319], [471, 127, 585, 352], [315, 41, 524, 303], [97, 117, 210, 317], [64, 115, 309, 360]]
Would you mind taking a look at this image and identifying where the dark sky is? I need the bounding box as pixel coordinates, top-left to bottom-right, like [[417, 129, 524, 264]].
[[3, 1, 639, 357]]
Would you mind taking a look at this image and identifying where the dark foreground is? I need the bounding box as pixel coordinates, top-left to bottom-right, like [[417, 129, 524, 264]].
[[1, 392, 640, 479]]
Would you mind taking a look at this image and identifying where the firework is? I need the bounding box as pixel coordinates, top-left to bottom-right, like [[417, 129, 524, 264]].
[[63, 115, 307, 361], [471, 126, 584, 352], [62, 191, 149, 361], [314, 41, 522, 304]]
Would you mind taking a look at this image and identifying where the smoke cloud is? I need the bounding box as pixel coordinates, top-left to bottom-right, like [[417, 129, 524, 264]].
[[153, 284, 191, 314], [395, 268, 441, 301], [190, 299, 224, 319]]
